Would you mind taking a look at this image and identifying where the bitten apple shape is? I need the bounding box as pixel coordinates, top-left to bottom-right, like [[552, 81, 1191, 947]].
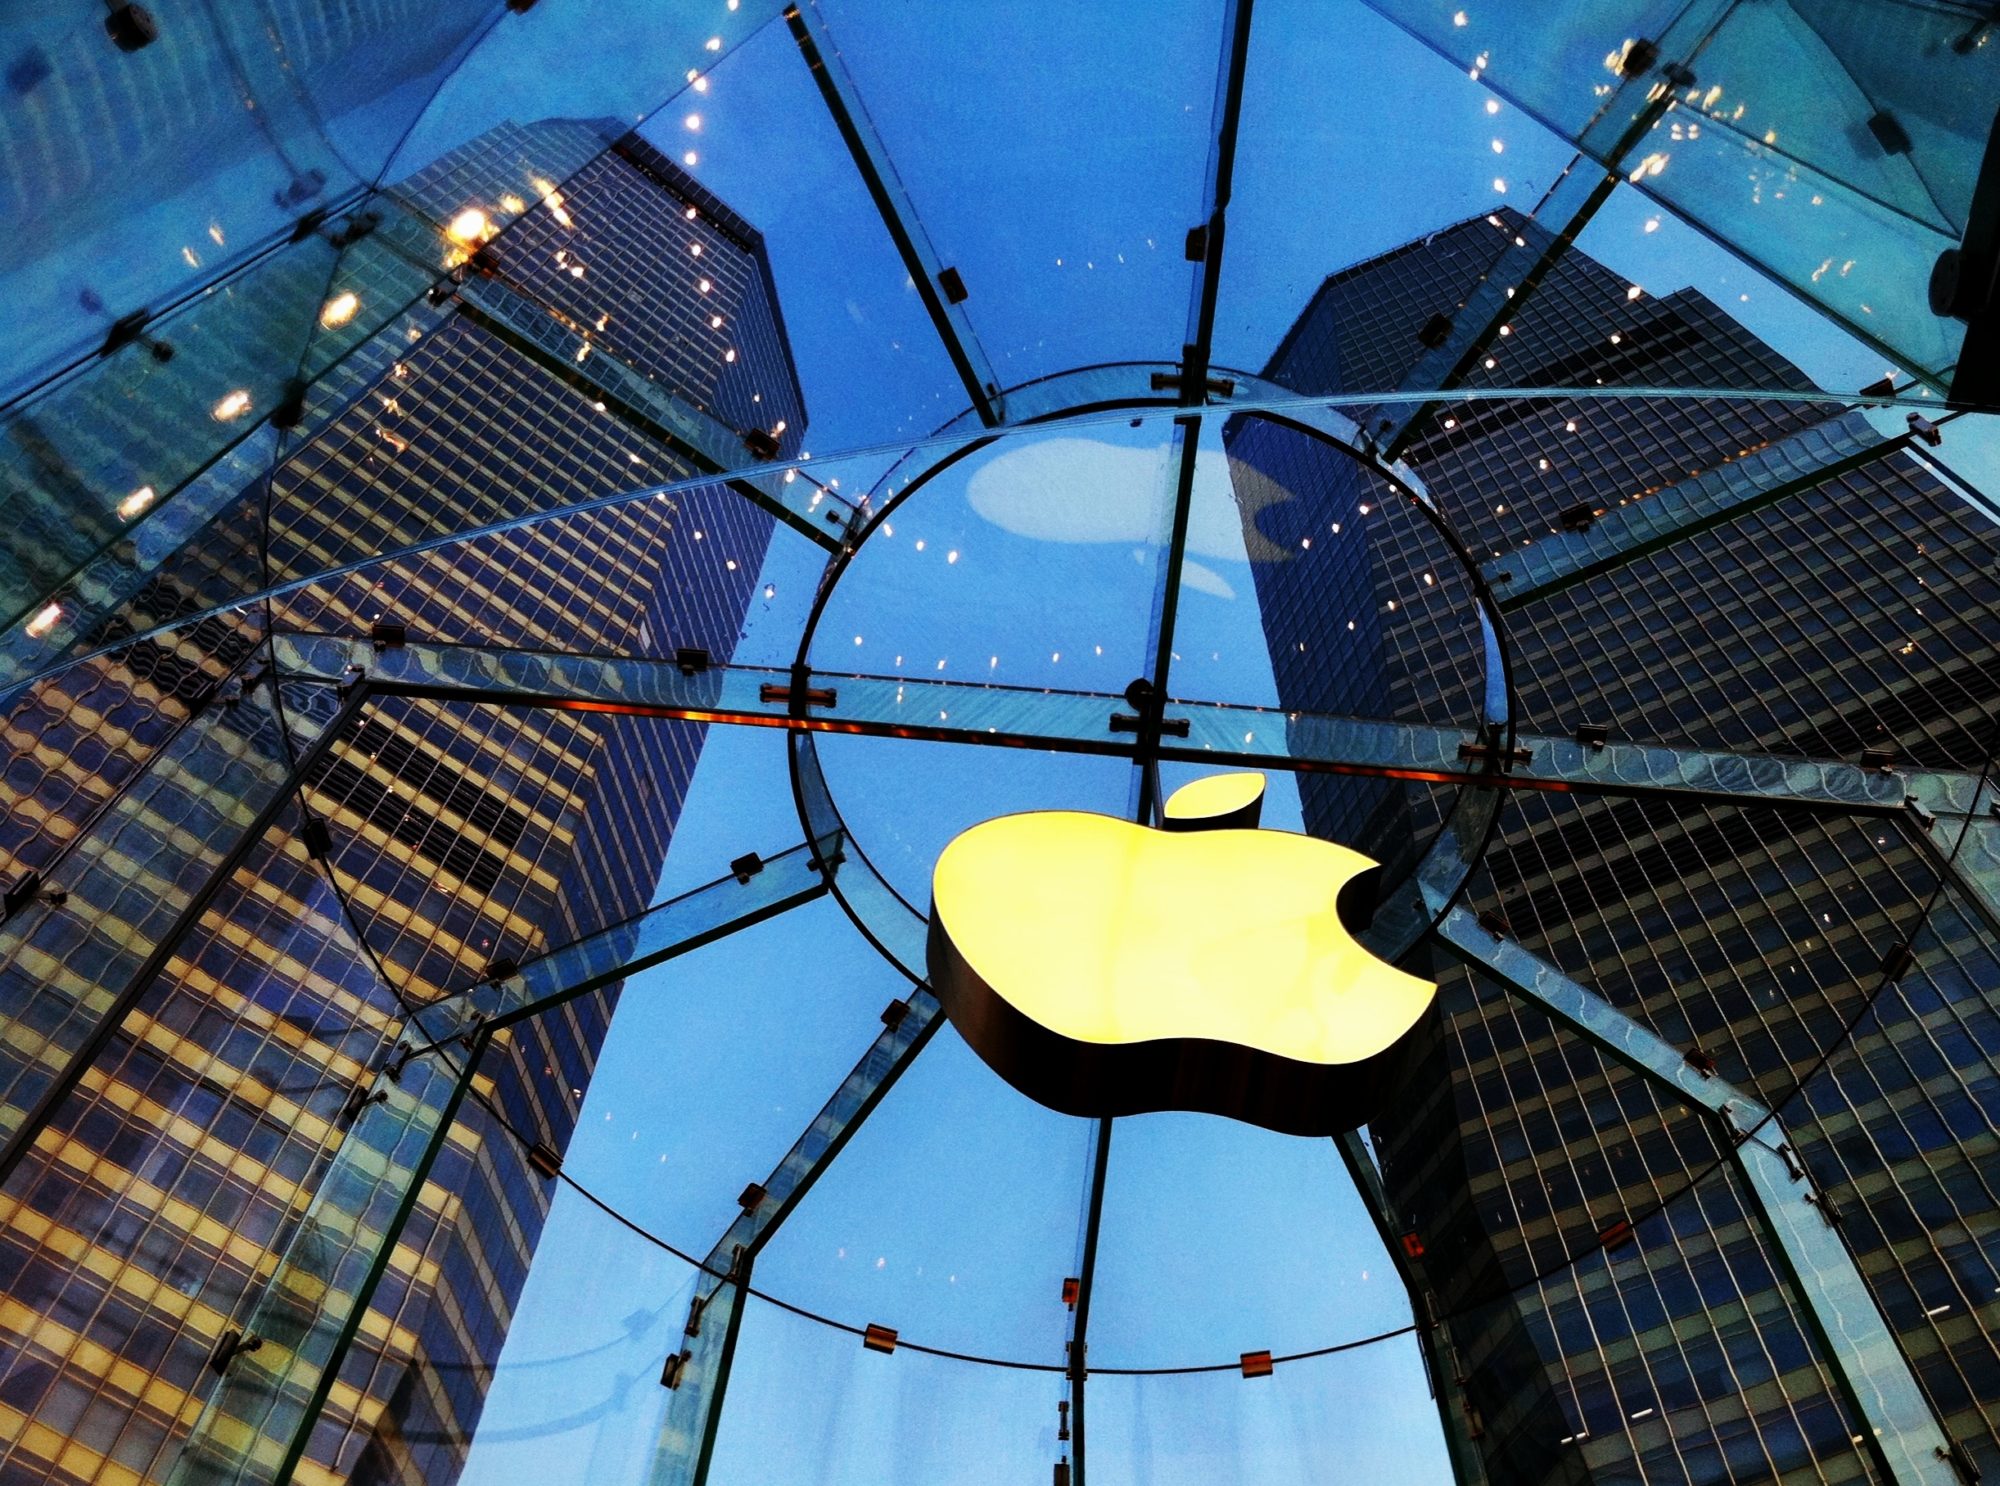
[[926, 781, 1437, 1136]]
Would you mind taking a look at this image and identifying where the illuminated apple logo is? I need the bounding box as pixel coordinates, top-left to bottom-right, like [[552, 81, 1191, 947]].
[[926, 774, 1437, 1136]]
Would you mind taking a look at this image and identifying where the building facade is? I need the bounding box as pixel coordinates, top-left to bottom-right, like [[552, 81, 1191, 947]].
[[0, 118, 803, 1486], [1232, 209, 2000, 1484], [0, 0, 499, 393]]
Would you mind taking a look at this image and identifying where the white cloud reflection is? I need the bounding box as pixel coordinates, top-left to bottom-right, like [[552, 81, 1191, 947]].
[[965, 436, 1257, 589]]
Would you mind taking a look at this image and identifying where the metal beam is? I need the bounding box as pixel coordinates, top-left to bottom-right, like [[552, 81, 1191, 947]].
[[273, 632, 1989, 821], [165, 840, 834, 1486], [1431, 906, 1962, 1486], [783, 1, 1005, 426], [1483, 411, 1926, 607], [0, 671, 359, 1188], [651, 985, 944, 1485], [1373, 0, 1739, 461]]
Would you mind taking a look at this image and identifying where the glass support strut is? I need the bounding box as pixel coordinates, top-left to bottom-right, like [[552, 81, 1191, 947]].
[[164, 840, 835, 1486], [453, 276, 855, 548], [783, 1, 1005, 426], [1373, 0, 1741, 461], [1335, 1130, 1492, 1486], [270, 633, 1992, 820], [650, 986, 945, 1486], [1484, 411, 1946, 607]]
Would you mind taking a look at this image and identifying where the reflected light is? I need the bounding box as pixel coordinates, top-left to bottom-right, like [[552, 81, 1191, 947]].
[[530, 179, 574, 228], [211, 390, 252, 421], [318, 291, 360, 329], [118, 486, 156, 520], [446, 207, 491, 244], [25, 602, 62, 639]]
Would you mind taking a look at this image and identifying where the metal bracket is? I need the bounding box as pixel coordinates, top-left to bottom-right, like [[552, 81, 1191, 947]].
[[337, 1085, 388, 1127], [1458, 741, 1531, 768], [1109, 711, 1190, 739], [207, 1329, 264, 1375], [758, 682, 837, 709], [1147, 368, 1236, 398]]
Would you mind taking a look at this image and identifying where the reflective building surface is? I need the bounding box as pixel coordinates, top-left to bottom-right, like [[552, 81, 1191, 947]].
[[1242, 207, 2000, 1483], [1, 4, 1998, 1486], [0, 117, 798, 1485]]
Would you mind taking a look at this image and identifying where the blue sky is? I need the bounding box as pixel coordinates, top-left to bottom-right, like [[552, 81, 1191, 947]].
[[363, 3, 1993, 1481]]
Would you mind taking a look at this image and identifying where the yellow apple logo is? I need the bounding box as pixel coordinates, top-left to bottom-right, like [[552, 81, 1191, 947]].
[[926, 774, 1437, 1136]]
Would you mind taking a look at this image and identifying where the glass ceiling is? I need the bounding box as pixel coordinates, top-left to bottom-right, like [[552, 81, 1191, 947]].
[[2, 3, 1998, 1486]]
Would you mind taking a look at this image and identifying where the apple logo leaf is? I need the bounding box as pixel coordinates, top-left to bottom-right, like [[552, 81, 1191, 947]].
[[926, 773, 1438, 1135]]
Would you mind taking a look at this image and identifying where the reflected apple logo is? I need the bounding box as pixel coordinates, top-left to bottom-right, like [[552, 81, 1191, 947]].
[[926, 774, 1437, 1135]]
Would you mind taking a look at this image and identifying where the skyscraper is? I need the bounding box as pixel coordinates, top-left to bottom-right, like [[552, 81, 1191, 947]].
[[1232, 209, 2000, 1485], [0, 0, 502, 392], [0, 117, 803, 1486]]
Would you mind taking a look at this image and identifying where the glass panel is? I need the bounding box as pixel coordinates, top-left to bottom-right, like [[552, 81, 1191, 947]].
[[0, 800, 405, 1486], [458, 1192, 702, 1486], [169, 836, 831, 1486], [750, 1028, 1091, 1364], [811, 419, 1183, 697], [1088, 1110, 1418, 1367], [0, 0, 495, 392], [1778, 867, 2000, 1473], [1087, 1339, 1449, 1485], [807, 0, 1228, 389], [1361, 0, 1986, 384], [702, 1291, 1059, 1484], [3, 232, 340, 640]]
